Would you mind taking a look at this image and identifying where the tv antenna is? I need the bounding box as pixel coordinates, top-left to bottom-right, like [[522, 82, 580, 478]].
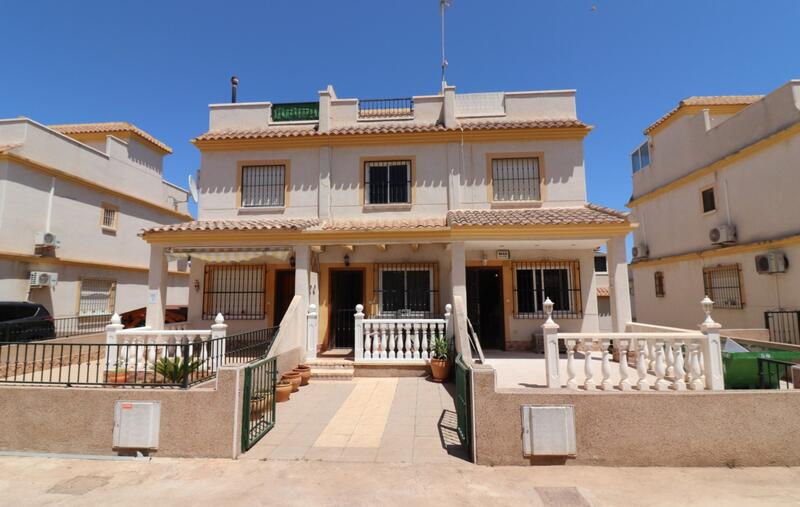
[[440, 0, 451, 87]]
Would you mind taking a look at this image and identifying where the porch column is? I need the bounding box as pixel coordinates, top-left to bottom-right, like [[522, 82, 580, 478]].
[[145, 244, 168, 329], [294, 244, 311, 319], [607, 235, 632, 332], [450, 241, 467, 305]]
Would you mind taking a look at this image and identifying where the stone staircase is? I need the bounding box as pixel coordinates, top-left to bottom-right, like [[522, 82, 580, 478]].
[[306, 358, 355, 381]]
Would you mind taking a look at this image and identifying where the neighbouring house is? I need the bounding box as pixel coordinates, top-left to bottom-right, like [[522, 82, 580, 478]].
[[0, 119, 191, 334], [139, 82, 634, 359], [627, 79, 800, 341]]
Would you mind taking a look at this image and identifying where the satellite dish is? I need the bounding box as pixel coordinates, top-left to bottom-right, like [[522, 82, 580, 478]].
[[188, 174, 199, 203]]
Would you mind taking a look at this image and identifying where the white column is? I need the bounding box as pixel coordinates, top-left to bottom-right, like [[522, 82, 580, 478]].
[[450, 241, 467, 306], [607, 235, 632, 332], [294, 245, 310, 315], [211, 313, 228, 362], [306, 304, 318, 360], [145, 244, 168, 329], [105, 313, 124, 369], [700, 297, 725, 391], [542, 298, 561, 389], [354, 304, 364, 360], [443, 83, 456, 128]]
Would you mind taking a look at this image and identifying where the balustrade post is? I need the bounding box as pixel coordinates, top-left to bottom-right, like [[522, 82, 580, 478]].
[[105, 313, 124, 370], [306, 304, 318, 360], [354, 305, 365, 360], [672, 341, 686, 391], [666, 339, 675, 378], [388, 325, 397, 360], [700, 297, 725, 391], [601, 339, 613, 391], [211, 313, 227, 364], [654, 341, 669, 391], [636, 340, 650, 391], [566, 339, 578, 390], [583, 339, 596, 390], [380, 324, 388, 359], [421, 323, 429, 360], [618, 339, 631, 391], [541, 298, 561, 389]]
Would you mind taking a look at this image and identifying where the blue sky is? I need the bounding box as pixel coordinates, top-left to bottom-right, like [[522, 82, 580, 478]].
[[2, 0, 799, 219]]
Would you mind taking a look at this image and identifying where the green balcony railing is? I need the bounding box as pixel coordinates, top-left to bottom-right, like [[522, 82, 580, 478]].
[[271, 102, 319, 122]]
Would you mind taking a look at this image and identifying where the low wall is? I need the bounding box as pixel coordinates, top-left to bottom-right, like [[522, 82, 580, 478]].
[[0, 367, 243, 458], [472, 366, 800, 467]]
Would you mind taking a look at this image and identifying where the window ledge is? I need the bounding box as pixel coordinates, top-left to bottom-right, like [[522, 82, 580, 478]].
[[101, 226, 117, 235], [490, 200, 543, 209], [238, 206, 286, 215], [363, 204, 412, 212]]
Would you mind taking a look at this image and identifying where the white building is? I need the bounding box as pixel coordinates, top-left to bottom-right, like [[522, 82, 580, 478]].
[[0, 120, 191, 327], [628, 80, 800, 340]]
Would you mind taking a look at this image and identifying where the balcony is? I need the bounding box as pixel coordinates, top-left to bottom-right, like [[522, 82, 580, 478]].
[[271, 102, 319, 122], [358, 97, 414, 120]]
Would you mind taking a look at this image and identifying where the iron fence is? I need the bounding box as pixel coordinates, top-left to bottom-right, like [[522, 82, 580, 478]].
[[358, 98, 414, 119], [758, 357, 797, 390], [765, 310, 800, 345], [271, 102, 319, 122], [241, 354, 277, 451], [455, 354, 472, 455], [54, 314, 113, 338], [0, 326, 278, 388]]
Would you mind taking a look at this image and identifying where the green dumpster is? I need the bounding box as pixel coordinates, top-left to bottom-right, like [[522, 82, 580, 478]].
[[723, 351, 800, 389]]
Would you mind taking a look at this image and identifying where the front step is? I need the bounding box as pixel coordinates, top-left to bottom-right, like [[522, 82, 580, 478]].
[[307, 358, 355, 381]]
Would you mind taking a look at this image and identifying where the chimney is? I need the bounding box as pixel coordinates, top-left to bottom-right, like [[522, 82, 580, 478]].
[[231, 76, 239, 103]]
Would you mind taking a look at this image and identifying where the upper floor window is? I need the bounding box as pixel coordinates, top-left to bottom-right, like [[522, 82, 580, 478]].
[[631, 141, 651, 173], [492, 157, 541, 202], [241, 164, 286, 207], [702, 264, 743, 309], [365, 160, 411, 205], [100, 203, 118, 232], [654, 271, 665, 297], [594, 255, 607, 273], [79, 279, 116, 316], [701, 187, 716, 213]]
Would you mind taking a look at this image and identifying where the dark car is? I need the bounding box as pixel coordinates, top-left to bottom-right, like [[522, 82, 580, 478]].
[[0, 302, 55, 343]]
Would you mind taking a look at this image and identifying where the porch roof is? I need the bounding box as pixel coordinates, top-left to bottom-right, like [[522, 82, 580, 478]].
[[446, 204, 629, 227]]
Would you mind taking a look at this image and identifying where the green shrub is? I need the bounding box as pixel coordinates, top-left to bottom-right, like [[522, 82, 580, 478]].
[[152, 356, 204, 383]]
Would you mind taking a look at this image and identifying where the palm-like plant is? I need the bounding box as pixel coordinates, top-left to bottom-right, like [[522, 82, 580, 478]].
[[152, 356, 204, 383], [432, 335, 450, 361]]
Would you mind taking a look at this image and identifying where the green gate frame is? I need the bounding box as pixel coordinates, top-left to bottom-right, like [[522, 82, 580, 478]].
[[454, 353, 472, 455], [241, 355, 277, 452]]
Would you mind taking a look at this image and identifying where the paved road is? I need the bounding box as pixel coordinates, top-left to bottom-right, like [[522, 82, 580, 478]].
[[1, 455, 800, 506]]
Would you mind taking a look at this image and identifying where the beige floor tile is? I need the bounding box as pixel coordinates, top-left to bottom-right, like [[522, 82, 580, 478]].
[[314, 434, 351, 448], [376, 446, 413, 463], [379, 434, 414, 449], [269, 445, 310, 461], [303, 446, 345, 461], [339, 447, 379, 463], [347, 434, 382, 447]]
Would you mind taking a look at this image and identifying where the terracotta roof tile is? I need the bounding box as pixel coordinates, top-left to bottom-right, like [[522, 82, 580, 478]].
[[596, 287, 610, 297], [194, 119, 589, 142], [143, 218, 319, 234], [0, 144, 20, 154], [320, 217, 447, 232], [50, 122, 173, 154], [644, 95, 763, 134], [447, 204, 629, 227]]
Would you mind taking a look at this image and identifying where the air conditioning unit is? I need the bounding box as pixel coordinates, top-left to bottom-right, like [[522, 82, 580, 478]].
[[709, 224, 737, 245], [631, 243, 649, 259], [29, 271, 58, 288], [35, 231, 60, 248], [755, 251, 788, 274]]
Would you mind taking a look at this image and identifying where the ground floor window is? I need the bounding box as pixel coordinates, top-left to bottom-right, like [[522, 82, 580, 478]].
[[702, 264, 743, 309], [374, 263, 438, 318], [78, 279, 116, 315], [203, 264, 266, 319], [654, 271, 665, 297], [512, 260, 582, 318]]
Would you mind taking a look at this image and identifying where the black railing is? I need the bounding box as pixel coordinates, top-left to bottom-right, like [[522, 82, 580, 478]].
[[271, 102, 319, 122], [765, 310, 800, 345], [54, 314, 112, 338], [0, 326, 278, 388], [241, 355, 277, 451], [358, 98, 414, 119], [757, 357, 797, 390]]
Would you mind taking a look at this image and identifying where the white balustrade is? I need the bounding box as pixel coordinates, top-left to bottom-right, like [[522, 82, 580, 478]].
[[541, 297, 726, 392], [354, 304, 451, 363]]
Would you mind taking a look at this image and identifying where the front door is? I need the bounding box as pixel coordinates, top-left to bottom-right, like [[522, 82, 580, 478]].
[[329, 269, 364, 350], [466, 267, 505, 350], [273, 270, 295, 326]]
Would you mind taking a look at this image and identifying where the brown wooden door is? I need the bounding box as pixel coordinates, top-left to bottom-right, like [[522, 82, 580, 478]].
[[273, 270, 295, 326]]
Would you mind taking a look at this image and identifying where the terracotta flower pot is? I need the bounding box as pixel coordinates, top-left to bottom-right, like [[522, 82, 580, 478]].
[[293, 365, 311, 386], [430, 358, 452, 382], [282, 372, 301, 392], [276, 382, 292, 403], [250, 397, 268, 420]]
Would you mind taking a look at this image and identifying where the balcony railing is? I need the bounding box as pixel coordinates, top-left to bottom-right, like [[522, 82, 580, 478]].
[[358, 98, 414, 119], [354, 303, 452, 362], [271, 102, 319, 122]]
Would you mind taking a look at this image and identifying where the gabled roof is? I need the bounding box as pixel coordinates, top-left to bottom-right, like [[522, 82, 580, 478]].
[[49, 122, 173, 154], [644, 95, 763, 135]]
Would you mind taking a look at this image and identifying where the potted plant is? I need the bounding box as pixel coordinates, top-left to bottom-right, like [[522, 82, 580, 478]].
[[250, 388, 270, 420], [430, 335, 452, 382], [151, 356, 204, 384], [282, 371, 302, 392], [276, 380, 292, 403], [105, 361, 129, 385], [293, 364, 311, 386]]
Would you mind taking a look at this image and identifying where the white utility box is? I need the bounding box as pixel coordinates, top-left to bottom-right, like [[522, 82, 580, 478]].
[[521, 405, 576, 457], [113, 401, 161, 450]]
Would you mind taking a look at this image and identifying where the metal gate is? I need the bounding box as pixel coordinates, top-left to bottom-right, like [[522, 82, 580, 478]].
[[454, 353, 472, 455], [241, 355, 277, 452], [765, 310, 800, 345]]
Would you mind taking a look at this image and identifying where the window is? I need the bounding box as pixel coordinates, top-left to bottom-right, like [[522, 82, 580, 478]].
[[594, 255, 607, 273], [374, 263, 438, 317], [702, 264, 743, 309], [364, 160, 411, 205], [78, 279, 116, 315], [631, 141, 651, 173], [654, 271, 665, 297], [701, 187, 716, 213], [491, 157, 541, 201], [241, 164, 286, 207], [203, 264, 266, 319], [513, 260, 582, 318], [100, 203, 118, 231]]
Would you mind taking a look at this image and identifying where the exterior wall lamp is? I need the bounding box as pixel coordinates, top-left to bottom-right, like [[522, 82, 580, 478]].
[[193, 280, 200, 292], [344, 254, 351, 267], [290, 256, 296, 268]]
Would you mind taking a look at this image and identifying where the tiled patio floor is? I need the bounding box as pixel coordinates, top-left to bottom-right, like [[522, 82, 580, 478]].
[[242, 377, 469, 464]]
